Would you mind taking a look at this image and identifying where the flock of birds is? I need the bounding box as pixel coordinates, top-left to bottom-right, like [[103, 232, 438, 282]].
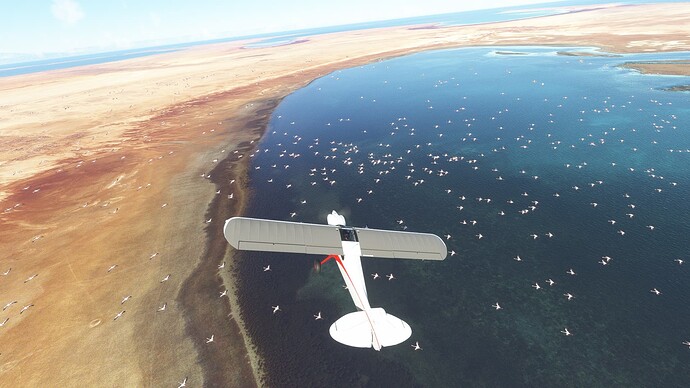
[[240, 52, 690, 360], [0, 133, 243, 386], [3, 49, 689, 386]]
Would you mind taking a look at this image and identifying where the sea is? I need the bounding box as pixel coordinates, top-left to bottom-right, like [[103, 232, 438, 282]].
[[237, 46, 690, 386], [6, 1, 690, 386], [2, 0, 686, 76]]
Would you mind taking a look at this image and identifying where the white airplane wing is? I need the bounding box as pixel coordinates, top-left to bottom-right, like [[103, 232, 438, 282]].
[[224, 217, 343, 255], [224, 217, 447, 260], [354, 227, 447, 260]]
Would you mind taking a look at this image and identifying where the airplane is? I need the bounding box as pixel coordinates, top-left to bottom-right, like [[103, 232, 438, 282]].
[[224, 210, 447, 351]]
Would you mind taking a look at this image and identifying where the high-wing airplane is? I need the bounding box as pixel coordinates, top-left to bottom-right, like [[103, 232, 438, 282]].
[[223, 210, 447, 351]]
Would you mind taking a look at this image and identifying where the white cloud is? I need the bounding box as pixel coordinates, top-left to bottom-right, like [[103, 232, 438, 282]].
[[51, 0, 85, 25]]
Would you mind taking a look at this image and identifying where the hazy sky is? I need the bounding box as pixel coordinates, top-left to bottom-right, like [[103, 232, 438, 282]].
[[1, 0, 560, 56]]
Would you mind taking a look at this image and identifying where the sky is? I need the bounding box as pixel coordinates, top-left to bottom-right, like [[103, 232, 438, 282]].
[[0, 0, 563, 59]]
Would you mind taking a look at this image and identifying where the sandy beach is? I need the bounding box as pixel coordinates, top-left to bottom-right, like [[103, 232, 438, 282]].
[[1, 3, 689, 386]]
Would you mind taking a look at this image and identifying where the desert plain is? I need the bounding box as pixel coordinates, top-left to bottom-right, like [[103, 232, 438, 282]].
[[1, 3, 689, 386]]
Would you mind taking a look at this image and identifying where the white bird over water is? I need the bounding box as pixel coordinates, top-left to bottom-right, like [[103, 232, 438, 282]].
[[650, 288, 661, 295], [263, 265, 271, 272], [675, 259, 684, 265], [561, 328, 572, 336], [492, 302, 502, 310], [314, 312, 323, 320], [411, 341, 422, 350], [567, 269, 576, 276], [532, 283, 541, 290], [564, 293, 574, 300], [371, 273, 380, 280], [272, 305, 281, 314], [387, 273, 396, 281], [546, 279, 555, 286]]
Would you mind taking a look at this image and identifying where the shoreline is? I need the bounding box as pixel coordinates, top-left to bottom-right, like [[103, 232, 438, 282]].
[[620, 60, 690, 77], [180, 99, 280, 387], [1, 3, 690, 386]]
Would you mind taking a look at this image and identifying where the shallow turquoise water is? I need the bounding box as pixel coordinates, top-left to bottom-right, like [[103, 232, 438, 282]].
[[238, 47, 690, 386]]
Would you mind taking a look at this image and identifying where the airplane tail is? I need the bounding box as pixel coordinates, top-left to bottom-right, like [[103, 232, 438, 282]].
[[329, 308, 411, 351]]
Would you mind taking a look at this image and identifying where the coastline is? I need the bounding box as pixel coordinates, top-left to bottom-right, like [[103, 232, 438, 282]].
[[1, 3, 690, 386], [620, 60, 690, 77]]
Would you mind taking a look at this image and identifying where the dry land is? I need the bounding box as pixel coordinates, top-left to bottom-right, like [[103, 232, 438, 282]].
[[1, 3, 689, 386]]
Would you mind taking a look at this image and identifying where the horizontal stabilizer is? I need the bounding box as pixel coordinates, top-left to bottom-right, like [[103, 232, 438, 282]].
[[329, 308, 411, 351]]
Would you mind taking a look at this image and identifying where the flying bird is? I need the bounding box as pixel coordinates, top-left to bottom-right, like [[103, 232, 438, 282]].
[[114, 310, 125, 321], [19, 304, 34, 314], [23, 274, 38, 283]]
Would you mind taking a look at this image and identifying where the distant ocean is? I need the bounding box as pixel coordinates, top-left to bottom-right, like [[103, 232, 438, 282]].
[[238, 46, 690, 386], [1, 0, 684, 77], [7, 1, 690, 385]]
